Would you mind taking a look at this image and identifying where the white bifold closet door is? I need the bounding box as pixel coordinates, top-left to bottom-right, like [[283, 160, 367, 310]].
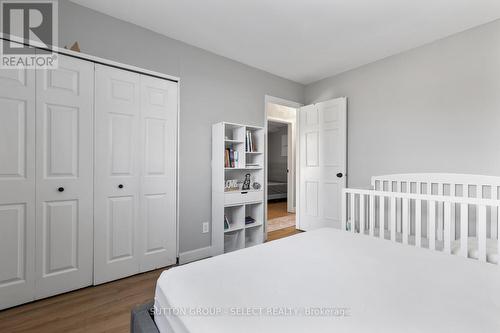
[[0, 67, 36, 309], [0, 54, 94, 309], [139, 75, 177, 272], [35, 54, 94, 298], [94, 65, 177, 284]]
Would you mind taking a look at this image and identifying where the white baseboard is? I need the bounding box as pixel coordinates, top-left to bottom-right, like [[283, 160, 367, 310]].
[[179, 246, 213, 265]]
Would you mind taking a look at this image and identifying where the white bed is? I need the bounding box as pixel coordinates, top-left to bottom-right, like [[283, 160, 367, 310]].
[[154, 228, 500, 333]]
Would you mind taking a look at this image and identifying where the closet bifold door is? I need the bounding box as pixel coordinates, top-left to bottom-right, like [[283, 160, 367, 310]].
[[139, 75, 177, 272], [0, 67, 36, 310], [94, 64, 141, 284], [35, 53, 94, 299]]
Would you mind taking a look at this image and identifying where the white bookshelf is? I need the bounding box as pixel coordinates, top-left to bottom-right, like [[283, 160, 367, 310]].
[[212, 122, 265, 254]]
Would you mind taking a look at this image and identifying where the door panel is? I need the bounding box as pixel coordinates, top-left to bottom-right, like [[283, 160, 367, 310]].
[[0, 68, 36, 310], [298, 98, 347, 231], [110, 114, 134, 175], [94, 64, 141, 284], [0, 98, 26, 177], [108, 196, 135, 261], [42, 200, 78, 275], [0, 204, 27, 284], [35, 53, 94, 299], [44, 104, 79, 177], [139, 75, 177, 272]]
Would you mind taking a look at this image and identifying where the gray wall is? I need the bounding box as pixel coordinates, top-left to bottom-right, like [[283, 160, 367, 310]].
[[58, 1, 304, 253], [305, 20, 500, 189], [268, 125, 288, 182]]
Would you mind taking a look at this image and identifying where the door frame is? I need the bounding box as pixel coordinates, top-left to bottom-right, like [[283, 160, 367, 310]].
[[264, 95, 302, 239]]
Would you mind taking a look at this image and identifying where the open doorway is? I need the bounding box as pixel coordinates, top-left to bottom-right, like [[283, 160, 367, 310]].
[[265, 96, 301, 239]]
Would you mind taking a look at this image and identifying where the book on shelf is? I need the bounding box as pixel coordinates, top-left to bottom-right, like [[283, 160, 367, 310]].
[[246, 130, 256, 152], [224, 147, 239, 168], [245, 216, 256, 225]]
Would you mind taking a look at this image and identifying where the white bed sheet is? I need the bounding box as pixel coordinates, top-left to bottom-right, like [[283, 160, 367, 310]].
[[154, 228, 500, 333]]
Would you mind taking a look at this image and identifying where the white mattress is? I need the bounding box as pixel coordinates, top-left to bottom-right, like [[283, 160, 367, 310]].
[[154, 228, 500, 333]]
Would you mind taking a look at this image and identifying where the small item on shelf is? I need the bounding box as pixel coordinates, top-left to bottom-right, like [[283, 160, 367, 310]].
[[64, 41, 81, 52], [252, 182, 261, 190], [241, 173, 251, 190], [245, 216, 256, 225], [224, 215, 230, 230], [225, 179, 239, 192]]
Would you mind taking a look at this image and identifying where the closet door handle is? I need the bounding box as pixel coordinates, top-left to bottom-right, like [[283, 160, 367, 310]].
[[336, 173, 343, 178], [58, 187, 65, 192], [118, 184, 124, 189]]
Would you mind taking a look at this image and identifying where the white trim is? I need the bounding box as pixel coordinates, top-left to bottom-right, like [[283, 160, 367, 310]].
[[176, 83, 181, 258], [265, 95, 302, 109], [264, 95, 302, 240], [179, 246, 213, 265]]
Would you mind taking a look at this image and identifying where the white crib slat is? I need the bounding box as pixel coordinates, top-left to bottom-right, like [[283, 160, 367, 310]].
[[350, 193, 356, 233], [390, 196, 396, 241], [396, 182, 402, 234], [478, 205, 487, 262], [460, 203, 468, 258], [369, 194, 375, 237], [359, 194, 365, 234], [450, 184, 456, 241], [341, 192, 347, 231], [415, 199, 422, 248], [491, 187, 498, 247], [437, 184, 444, 242], [379, 196, 385, 239], [443, 201, 451, 254], [429, 200, 436, 250], [402, 198, 409, 245]]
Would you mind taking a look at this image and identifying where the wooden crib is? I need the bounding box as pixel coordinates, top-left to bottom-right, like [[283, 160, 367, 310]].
[[342, 173, 500, 264]]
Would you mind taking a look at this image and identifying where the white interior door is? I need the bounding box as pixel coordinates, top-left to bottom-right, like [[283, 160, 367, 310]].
[[35, 54, 94, 298], [139, 75, 177, 272], [0, 68, 36, 309], [94, 64, 141, 284], [298, 98, 347, 231]]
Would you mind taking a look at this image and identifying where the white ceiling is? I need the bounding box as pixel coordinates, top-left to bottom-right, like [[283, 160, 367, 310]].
[[71, 0, 500, 84]]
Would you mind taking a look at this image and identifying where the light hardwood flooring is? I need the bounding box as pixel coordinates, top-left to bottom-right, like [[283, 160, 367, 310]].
[[267, 200, 291, 220], [0, 226, 301, 333]]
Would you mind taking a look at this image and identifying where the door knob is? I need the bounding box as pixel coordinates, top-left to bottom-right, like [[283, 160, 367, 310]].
[[336, 173, 343, 178], [58, 187, 64, 192], [118, 184, 124, 189]]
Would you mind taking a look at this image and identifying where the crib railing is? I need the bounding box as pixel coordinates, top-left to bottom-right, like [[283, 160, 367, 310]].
[[341, 188, 500, 264]]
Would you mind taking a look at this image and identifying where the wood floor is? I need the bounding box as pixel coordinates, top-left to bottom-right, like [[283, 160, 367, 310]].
[[0, 227, 301, 333], [267, 200, 292, 220]]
